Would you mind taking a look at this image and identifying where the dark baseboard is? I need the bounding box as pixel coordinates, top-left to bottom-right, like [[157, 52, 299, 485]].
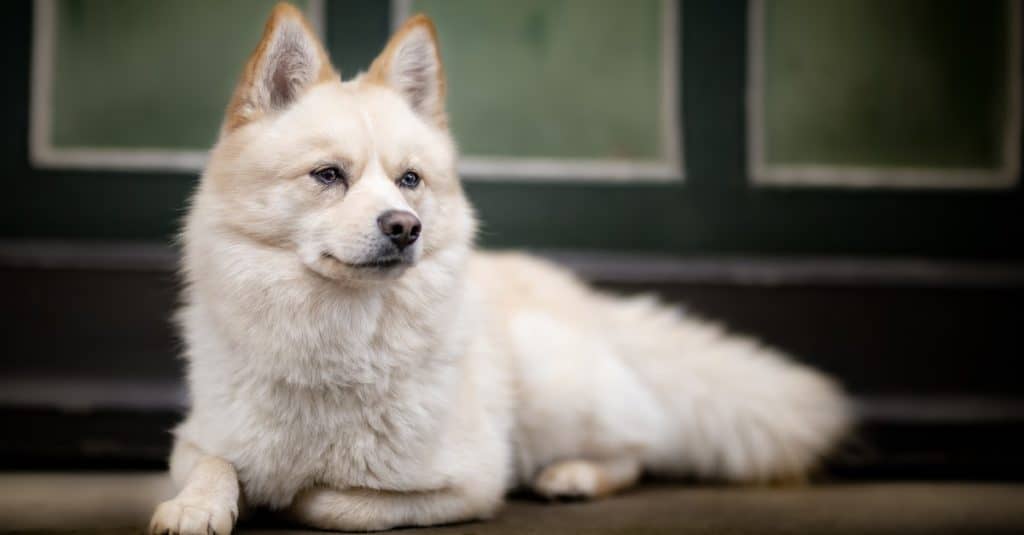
[[4, 401, 1023, 480], [2, 240, 1023, 475]]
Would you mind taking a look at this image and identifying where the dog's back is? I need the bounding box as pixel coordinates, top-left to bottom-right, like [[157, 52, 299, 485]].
[[470, 252, 849, 491]]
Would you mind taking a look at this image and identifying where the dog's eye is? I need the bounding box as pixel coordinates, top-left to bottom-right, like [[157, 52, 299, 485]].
[[311, 166, 344, 186], [398, 171, 421, 189]]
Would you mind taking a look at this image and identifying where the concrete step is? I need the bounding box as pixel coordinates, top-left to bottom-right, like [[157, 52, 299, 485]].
[[1, 474, 1022, 534]]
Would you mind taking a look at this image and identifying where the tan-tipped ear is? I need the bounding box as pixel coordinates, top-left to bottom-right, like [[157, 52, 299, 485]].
[[223, 3, 337, 132], [367, 15, 447, 128]]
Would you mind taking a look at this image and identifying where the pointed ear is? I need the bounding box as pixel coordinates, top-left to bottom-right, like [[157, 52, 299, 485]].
[[224, 3, 337, 131], [367, 15, 447, 128]]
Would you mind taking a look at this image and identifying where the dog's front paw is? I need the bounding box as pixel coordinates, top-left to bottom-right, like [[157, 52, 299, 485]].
[[149, 497, 237, 535], [533, 460, 604, 500]]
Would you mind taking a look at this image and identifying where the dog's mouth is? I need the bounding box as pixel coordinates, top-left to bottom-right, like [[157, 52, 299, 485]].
[[321, 252, 411, 271], [347, 256, 406, 269], [307, 244, 419, 282]]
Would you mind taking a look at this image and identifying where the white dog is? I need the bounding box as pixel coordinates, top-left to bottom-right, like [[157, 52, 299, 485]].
[[149, 4, 849, 533]]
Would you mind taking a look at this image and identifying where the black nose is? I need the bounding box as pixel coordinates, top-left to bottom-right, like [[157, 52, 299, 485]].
[[377, 210, 422, 250]]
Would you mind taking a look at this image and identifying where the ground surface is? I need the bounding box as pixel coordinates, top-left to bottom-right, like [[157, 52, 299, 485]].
[[1, 473, 1022, 534]]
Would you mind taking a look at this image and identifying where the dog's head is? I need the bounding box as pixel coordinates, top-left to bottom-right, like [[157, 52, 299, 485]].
[[199, 3, 474, 285]]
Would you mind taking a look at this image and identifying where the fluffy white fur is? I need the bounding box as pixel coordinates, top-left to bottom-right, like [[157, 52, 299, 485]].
[[150, 6, 849, 534]]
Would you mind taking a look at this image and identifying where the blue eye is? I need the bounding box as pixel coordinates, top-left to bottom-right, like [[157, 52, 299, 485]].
[[312, 166, 344, 186], [398, 171, 421, 189]]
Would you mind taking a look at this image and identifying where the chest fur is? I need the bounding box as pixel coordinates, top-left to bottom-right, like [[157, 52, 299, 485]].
[[192, 367, 459, 508]]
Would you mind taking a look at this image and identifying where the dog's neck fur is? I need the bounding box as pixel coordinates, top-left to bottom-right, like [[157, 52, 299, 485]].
[[182, 208, 473, 396]]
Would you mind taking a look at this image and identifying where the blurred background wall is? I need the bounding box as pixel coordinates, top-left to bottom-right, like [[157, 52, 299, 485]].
[[1, 0, 1022, 476]]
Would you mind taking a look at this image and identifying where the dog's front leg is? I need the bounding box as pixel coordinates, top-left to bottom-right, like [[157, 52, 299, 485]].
[[149, 455, 241, 535], [287, 483, 503, 532]]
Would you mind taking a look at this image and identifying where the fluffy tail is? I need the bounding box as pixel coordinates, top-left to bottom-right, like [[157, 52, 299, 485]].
[[605, 295, 852, 482]]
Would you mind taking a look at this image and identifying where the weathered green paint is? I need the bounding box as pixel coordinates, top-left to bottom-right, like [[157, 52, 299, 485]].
[[410, 0, 663, 159], [761, 0, 1009, 169], [51, 0, 312, 150]]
